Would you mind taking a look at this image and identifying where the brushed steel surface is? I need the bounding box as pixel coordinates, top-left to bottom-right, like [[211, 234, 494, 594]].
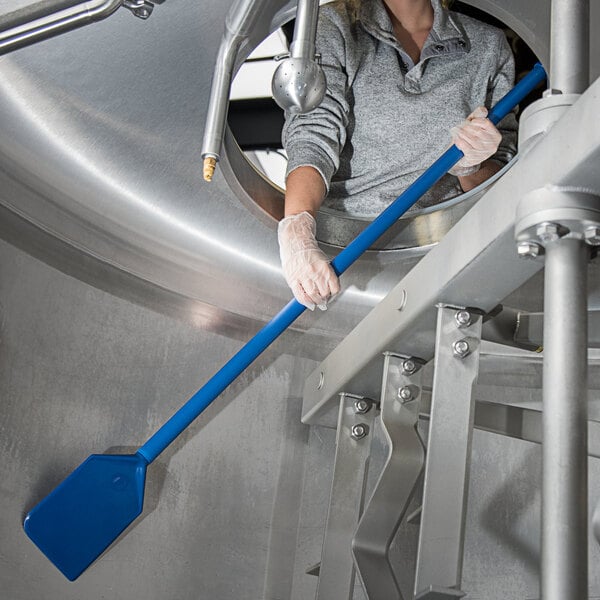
[[415, 308, 482, 597], [316, 393, 376, 600], [0, 0, 123, 55], [541, 236, 589, 600], [0, 0, 597, 348], [0, 238, 317, 600], [1, 239, 600, 599], [0, 0, 412, 354], [353, 353, 425, 600], [550, 0, 589, 94], [0, 2, 599, 599]]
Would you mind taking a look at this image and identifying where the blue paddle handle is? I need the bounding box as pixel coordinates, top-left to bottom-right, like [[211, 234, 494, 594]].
[[137, 63, 547, 464]]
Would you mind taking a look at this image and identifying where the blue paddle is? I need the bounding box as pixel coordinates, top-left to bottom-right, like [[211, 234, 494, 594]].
[[23, 63, 547, 581]]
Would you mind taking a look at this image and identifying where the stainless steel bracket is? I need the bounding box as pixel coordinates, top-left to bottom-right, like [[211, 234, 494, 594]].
[[414, 306, 483, 599], [353, 353, 426, 600], [122, 0, 161, 19], [316, 393, 377, 600]]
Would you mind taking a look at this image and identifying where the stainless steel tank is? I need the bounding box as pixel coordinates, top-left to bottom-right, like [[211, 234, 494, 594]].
[[0, 1, 599, 598]]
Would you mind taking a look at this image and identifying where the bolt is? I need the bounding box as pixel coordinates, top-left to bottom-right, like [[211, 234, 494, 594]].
[[584, 226, 600, 246], [401, 359, 418, 375], [351, 424, 368, 440], [517, 241, 543, 259], [536, 222, 561, 243], [398, 386, 414, 402], [354, 399, 371, 414], [455, 310, 472, 328], [453, 339, 471, 358]]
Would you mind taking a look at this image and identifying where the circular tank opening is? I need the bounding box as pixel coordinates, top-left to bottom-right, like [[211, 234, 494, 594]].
[[221, 1, 544, 250]]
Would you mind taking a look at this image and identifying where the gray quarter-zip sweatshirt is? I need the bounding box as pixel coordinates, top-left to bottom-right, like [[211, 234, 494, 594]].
[[282, 0, 518, 217]]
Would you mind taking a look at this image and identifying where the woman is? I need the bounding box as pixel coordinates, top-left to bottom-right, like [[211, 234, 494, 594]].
[[278, 0, 517, 310]]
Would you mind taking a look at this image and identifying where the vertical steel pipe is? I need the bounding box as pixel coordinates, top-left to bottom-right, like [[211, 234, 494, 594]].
[[289, 0, 319, 59], [542, 237, 589, 600], [271, 0, 325, 114], [550, 0, 589, 94], [201, 0, 294, 179]]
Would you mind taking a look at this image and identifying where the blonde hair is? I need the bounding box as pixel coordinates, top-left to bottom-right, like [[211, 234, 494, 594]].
[[345, 0, 455, 19]]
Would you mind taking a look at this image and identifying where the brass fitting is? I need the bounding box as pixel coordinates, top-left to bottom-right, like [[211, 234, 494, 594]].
[[203, 156, 217, 182]]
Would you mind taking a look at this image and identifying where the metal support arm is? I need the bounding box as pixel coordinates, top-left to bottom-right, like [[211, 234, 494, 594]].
[[353, 354, 426, 600], [414, 307, 483, 599], [316, 393, 377, 600]]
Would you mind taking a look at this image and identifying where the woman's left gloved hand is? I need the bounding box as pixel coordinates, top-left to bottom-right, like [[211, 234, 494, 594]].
[[449, 106, 502, 176], [277, 211, 340, 311]]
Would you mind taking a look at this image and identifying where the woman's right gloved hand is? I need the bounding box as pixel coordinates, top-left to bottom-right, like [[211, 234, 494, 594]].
[[278, 211, 340, 311]]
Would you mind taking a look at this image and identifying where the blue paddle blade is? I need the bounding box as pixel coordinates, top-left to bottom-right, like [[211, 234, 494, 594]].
[[23, 453, 147, 581]]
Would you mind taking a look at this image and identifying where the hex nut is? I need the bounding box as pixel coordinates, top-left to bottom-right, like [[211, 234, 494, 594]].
[[455, 310, 472, 328], [584, 226, 600, 246], [351, 424, 369, 440], [401, 359, 418, 375], [398, 386, 413, 402], [453, 339, 471, 358], [536, 222, 560, 243], [517, 241, 543, 259], [354, 399, 371, 414]]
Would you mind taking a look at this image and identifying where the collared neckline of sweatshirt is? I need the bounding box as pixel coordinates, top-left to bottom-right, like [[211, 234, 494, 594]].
[[282, 0, 518, 218]]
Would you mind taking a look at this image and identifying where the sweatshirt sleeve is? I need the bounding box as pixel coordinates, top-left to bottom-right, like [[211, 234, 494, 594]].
[[282, 9, 351, 191], [487, 31, 518, 165]]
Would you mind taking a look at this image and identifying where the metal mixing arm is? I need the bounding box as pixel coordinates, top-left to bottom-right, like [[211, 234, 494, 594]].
[[201, 0, 323, 182]]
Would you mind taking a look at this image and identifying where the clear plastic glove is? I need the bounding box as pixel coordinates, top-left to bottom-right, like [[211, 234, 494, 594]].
[[448, 106, 502, 176], [278, 211, 340, 311]]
